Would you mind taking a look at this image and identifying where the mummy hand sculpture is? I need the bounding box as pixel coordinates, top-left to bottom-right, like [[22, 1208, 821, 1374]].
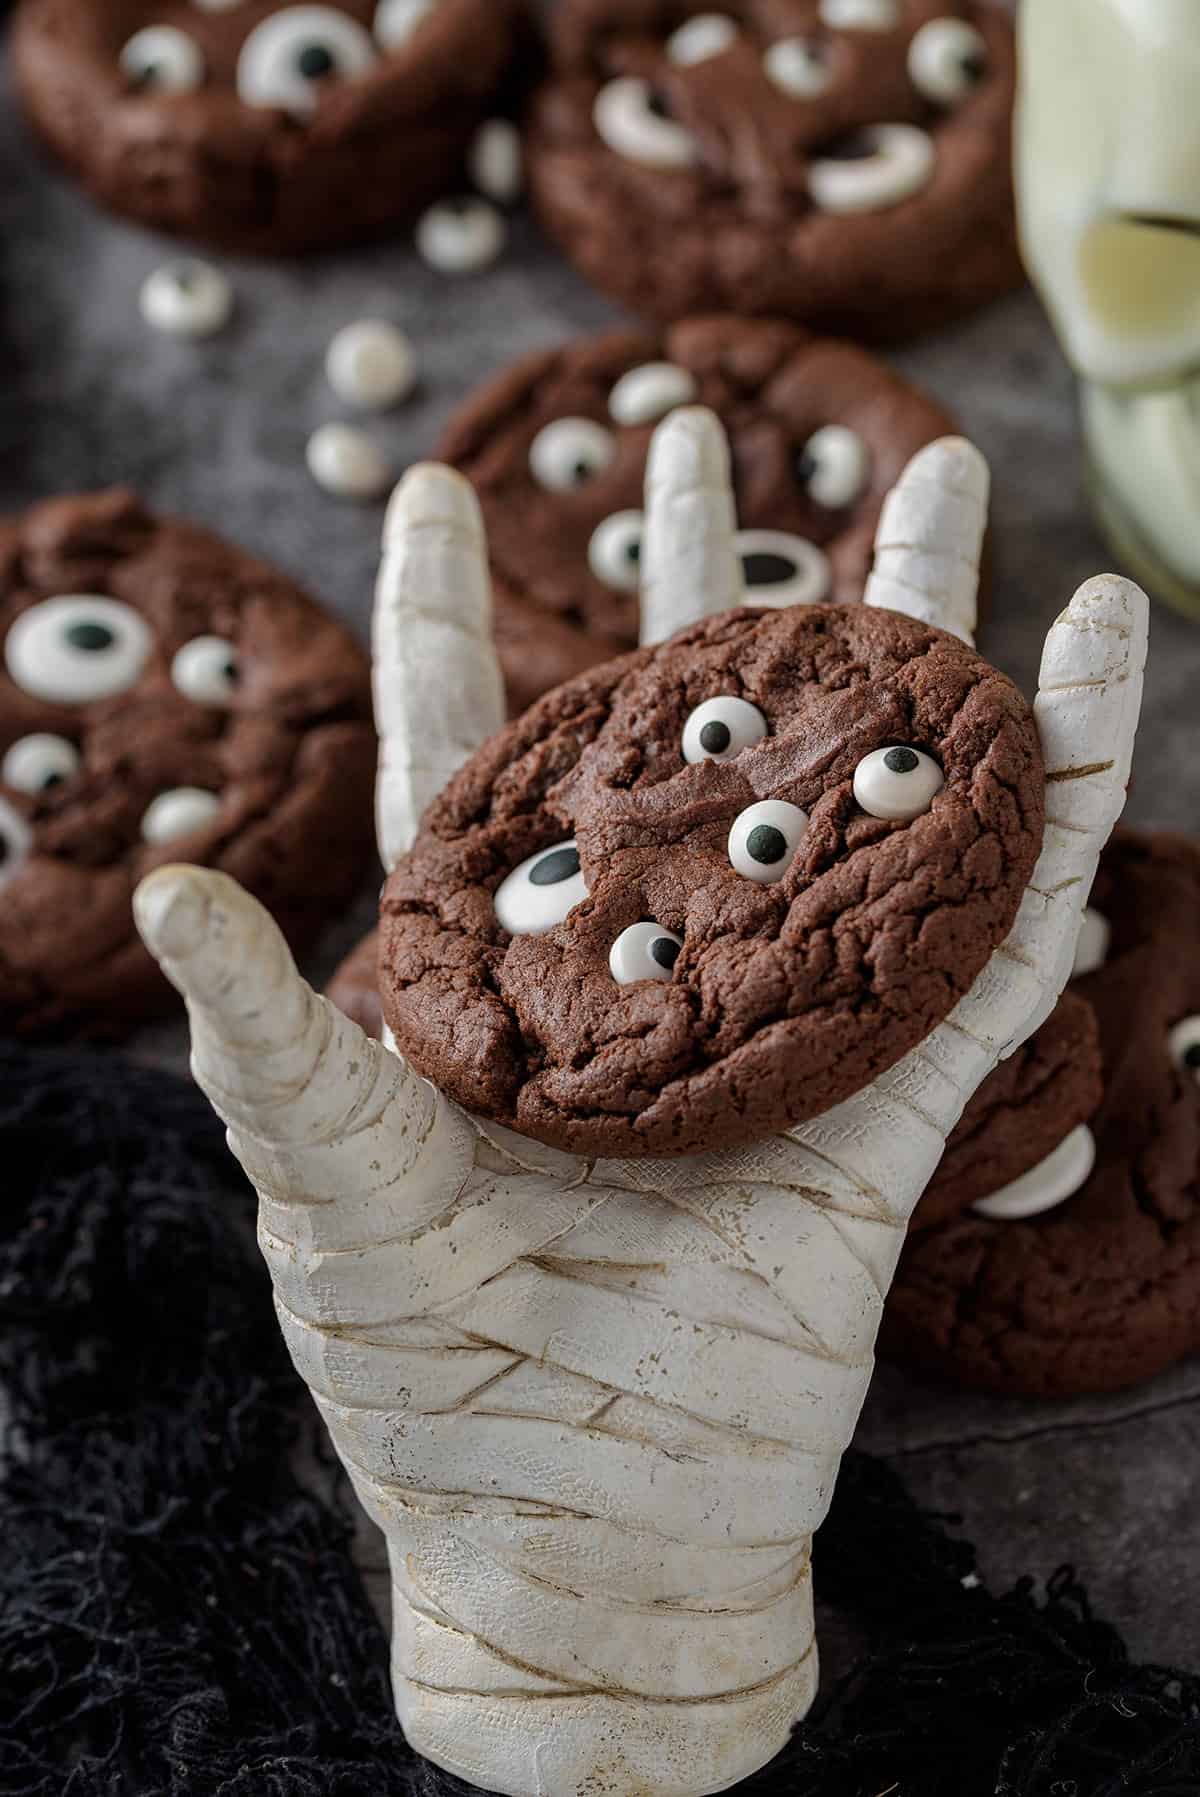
[[135, 413, 1147, 1797], [1017, 0, 1200, 612]]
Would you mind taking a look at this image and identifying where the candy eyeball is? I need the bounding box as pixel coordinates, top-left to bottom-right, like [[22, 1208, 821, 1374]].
[[610, 921, 684, 984], [853, 745, 944, 821], [530, 417, 617, 493], [1073, 906, 1111, 979], [468, 118, 523, 206], [2, 734, 80, 795], [140, 787, 222, 847], [120, 26, 205, 93], [171, 636, 240, 706], [736, 530, 831, 607], [1168, 1017, 1200, 1083], [908, 18, 989, 107], [809, 125, 935, 214], [797, 425, 870, 510], [237, 7, 377, 116], [666, 14, 738, 67], [415, 197, 507, 273], [139, 260, 233, 339], [728, 799, 809, 883], [593, 78, 699, 169], [588, 511, 644, 592], [307, 422, 392, 499], [374, 0, 437, 49], [682, 695, 768, 765], [764, 38, 832, 99], [5, 597, 152, 706], [494, 841, 589, 936], [819, 0, 898, 29], [325, 319, 416, 410], [608, 363, 698, 428], [0, 797, 32, 888]]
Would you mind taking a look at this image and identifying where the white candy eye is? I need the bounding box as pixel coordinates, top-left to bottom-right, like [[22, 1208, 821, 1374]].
[[237, 7, 376, 116], [764, 38, 832, 99], [494, 841, 588, 936], [469, 118, 523, 205], [1072, 906, 1111, 978], [374, 0, 436, 48], [809, 125, 935, 214], [728, 799, 809, 883], [325, 319, 416, 410], [1168, 1016, 1200, 1082], [682, 695, 768, 765], [171, 636, 240, 706], [797, 425, 870, 510], [666, 13, 738, 66], [530, 417, 617, 493], [819, 0, 897, 28], [610, 921, 684, 984], [588, 511, 644, 592], [5, 597, 152, 705], [416, 197, 507, 272], [306, 423, 392, 499], [0, 797, 32, 889], [141, 787, 222, 846], [853, 745, 944, 821], [908, 18, 989, 107], [973, 1124, 1096, 1223], [608, 362, 698, 428], [2, 734, 80, 795], [594, 78, 699, 170], [120, 26, 205, 93], [139, 260, 233, 339], [736, 530, 831, 607]]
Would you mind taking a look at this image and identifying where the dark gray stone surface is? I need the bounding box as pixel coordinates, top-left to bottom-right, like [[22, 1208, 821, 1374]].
[[2, 13, 1197, 1689]]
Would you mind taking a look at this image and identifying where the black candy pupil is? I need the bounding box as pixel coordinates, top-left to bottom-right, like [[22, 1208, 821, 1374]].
[[646, 88, 671, 118], [223, 659, 239, 685], [884, 747, 920, 775], [742, 552, 796, 588], [42, 772, 64, 790], [0, 833, 8, 865], [625, 541, 641, 564], [298, 43, 336, 79], [529, 845, 581, 887], [571, 460, 593, 483], [66, 621, 115, 653], [699, 720, 732, 754], [795, 449, 818, 487], [1184, 1044, 1200, 1070], [960, 51, 986, 81], [822, 130, 878, 162], [650, 936, 680, 971], [747, 824, 787, 865]]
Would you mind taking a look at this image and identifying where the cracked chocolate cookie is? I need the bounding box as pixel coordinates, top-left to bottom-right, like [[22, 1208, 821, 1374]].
[[0, 489, 375, 1036], [12, 0, 530, 253], [439, 316, 959, 713], [526, 0, 1021, 337], [884, 830, 1200, 1396], [378, 600, 1044, 1157]]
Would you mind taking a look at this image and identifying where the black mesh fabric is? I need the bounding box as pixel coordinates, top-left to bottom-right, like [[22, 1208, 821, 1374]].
[[1, 1041, 1196, 1796]]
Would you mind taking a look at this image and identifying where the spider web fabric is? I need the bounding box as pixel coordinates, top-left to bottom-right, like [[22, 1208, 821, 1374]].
[[0, 1040, 1196, 1797]]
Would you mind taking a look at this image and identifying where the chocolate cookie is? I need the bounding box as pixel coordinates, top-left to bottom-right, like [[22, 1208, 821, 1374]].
[[0, 489, 375, 1037], [884, 830, 1200, 1396], [526, 1, 1022, 338], [439, 316, 960, 713], [378, 601, 1044, 1158], [12, 0, 529, 254]]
